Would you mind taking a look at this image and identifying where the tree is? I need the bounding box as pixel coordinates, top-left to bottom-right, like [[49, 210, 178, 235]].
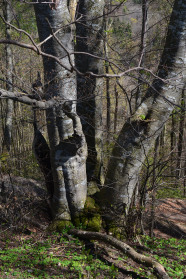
[[76, 0, 105, 184], [33, 0, 88, 222], [98, 0, 186, 222], [0, 0, 185, 230], [3, 0, 14, 152]]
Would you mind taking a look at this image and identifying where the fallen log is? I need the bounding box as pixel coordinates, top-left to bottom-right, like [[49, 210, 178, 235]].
[[69, 229, 170, 279]]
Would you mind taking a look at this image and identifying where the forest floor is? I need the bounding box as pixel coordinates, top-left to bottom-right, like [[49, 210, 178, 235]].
[[149, 198, 186, 239], [0, 176, 185, 278]]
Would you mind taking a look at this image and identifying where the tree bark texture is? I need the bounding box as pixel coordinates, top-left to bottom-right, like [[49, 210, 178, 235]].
[[3, 0, 14, 152], [150, 136, 159, 237], [98, 0, 186, 219], [135, 0, 148, 110], [170, 111, 176, 177], [33, 108, 54, 199], [34, 0, 87, 221], [76, 0, 105, 183]]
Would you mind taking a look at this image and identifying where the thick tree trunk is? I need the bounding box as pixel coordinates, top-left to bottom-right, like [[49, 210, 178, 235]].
[[58, 109, 87, 221], [98, 0, 186, 221], [76, 0, 104, 183], [34, 0, 87, 221]]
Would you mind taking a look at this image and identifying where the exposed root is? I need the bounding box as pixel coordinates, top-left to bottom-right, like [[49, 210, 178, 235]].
[[69, 229, 170, 279]]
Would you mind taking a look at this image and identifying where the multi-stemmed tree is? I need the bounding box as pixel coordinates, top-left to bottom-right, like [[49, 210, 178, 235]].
[[0, 0, 185, 230]]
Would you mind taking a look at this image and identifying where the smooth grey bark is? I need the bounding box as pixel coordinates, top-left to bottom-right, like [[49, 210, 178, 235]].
[[34, 0, 87, 221], [76, 0, 104, 183], [105, 55, 111, 138], [57, 108, 87, 221], [3, 0, 14, 152], [98, 0, 186, 218], [104, 2, 112, 138]]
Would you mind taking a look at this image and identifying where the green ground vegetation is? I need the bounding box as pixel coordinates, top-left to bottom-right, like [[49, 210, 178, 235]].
[[0, 231, 185, 278]]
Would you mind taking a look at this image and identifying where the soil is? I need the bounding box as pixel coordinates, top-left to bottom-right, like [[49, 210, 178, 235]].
[[0, 176, 185, 278], [0, 175, 185, 238], [145, 198, 186, 239]]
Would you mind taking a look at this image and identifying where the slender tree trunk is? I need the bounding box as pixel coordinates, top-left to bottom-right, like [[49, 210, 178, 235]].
[[105, 62, 110, 139], [76, 0, 104, 184], [3, 0, 13, 152], [135, 0, 148, 110], [170, 111, 176, 177], [176, 88, 185, 179], [98, 0, 186, 222], [159, 125, 166, 157], [114, 82, 118, 134], [149, 136, 159, 237], [183, 158, 186, 197], [34, 0, 87, 221], [104, 2, 112, 140]]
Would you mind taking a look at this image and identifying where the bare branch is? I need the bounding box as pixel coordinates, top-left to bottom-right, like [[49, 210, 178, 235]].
[[0, 39, 38, 52], [0, 39, 71, 72], [0, 13, 39, 52], [0, 78, 28, 94], [0, 88, 55, 109]]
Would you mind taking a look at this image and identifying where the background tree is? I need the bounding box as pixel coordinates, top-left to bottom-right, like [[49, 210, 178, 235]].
[[97, 0, 186, 228], [76, 0, 105, 184], [3, 0, 14, 152]]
